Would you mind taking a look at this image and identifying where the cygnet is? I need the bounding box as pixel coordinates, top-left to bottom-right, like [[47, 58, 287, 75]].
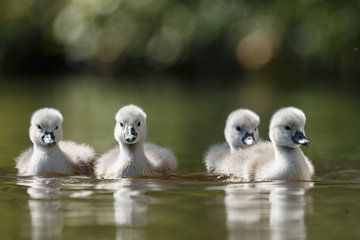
[[15, 108, 95, 176], [95, 104, 177, 179], [204, 109, 260, 173], [215, 107, 314, 181]]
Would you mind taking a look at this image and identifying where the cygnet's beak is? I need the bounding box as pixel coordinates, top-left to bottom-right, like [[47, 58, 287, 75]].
[[42, 131, 56, 147], [292, 131, 310, 146], [242, 132, 256, 146], [124, 127, 137, 143]]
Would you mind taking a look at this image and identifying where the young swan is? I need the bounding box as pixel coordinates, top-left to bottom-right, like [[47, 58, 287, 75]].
[[216, 107, 314, 181], [204, 109, 260, 173], [15, 108, 95, 176], [95, 105, 177, 179]]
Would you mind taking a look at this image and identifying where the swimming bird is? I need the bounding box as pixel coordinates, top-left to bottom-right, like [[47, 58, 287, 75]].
[[214, 107, 314, 181], [95, 104, 177, 179], [204, 109, 260, 173], [15, 108, 95, 176]]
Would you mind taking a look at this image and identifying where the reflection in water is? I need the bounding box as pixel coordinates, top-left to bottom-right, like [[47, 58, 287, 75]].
[[224, 182, 313, 240], [114, 179, 148, 240], [25, 178, 64, 240], [17, 177, 94, 240], [96, 179, 171, 240], [17, 177, 170, 240]]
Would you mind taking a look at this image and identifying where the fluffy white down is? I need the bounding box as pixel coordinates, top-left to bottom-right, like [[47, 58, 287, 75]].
[[16, 141, 96, 176], [214, 107, 314, 181], [204, 109, 260, 174], [204, 143, 229, 174], [95, 143, 177, 179], [144, 143, 177, 173], [95, 104, 177, 179], [58, 141, 95, 174], [15, 108, 95, 176]]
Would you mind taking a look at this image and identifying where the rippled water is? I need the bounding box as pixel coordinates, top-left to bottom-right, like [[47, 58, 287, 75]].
[[1, 77, 360, 239], [0, 175, 358, 240]]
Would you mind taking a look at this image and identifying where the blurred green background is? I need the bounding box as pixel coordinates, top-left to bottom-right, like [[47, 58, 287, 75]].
[[0, 0, 360, 175], [0, 0, 359, 79]]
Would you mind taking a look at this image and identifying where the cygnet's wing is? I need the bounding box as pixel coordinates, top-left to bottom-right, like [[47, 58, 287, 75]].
[[218, 142, 274, 181], [204, 143, 229, 173], [144, 143, 177, 176], [95, 147, 119, 178], [15, 148, 33, 175], [59, 141, 96, 175]]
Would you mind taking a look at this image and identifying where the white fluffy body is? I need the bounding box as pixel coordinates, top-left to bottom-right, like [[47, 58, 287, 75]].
[[204, 109, 260, 173], [95, 104, 177, 179], [15, 108, 95, 176], [214, 107, 314, 181]]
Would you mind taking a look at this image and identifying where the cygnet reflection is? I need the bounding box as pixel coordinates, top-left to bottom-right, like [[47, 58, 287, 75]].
[[18, 177, 95, 240], [97, 178, 172, 240], [224, 182, 312, 240], [113, 179, 149, 227], [24, 177, 64, 240]]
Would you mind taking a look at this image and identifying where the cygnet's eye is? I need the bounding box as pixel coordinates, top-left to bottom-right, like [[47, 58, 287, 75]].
[[236, 126, 242, 131], [254, 128, 257, 131], [36, 124, 42, 130], [284, 126, 291, 131], [55, 126, 58, 130], [120, 122, 124, 127], [137, 122, 141, 127]]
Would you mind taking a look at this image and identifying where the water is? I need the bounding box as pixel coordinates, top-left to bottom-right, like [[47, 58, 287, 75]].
[[0, 76, 360, 239], [1, 176, 359, 240]]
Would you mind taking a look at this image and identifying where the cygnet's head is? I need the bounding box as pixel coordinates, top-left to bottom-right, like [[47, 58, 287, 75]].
[[224, 109, 260, 151], [269, 107, 310, 148], [29, 108, 63, 148], [114, 105, 147, 145]]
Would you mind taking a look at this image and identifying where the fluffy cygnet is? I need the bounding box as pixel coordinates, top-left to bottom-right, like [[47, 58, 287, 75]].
[[95, 105, 177, 179], [204, 109, 260, 173], [215, 107, 314, 181], [15, 108, 95, 176]]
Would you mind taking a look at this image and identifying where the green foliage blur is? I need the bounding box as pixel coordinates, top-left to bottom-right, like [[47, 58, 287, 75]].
[[0, 0, 359, 79]]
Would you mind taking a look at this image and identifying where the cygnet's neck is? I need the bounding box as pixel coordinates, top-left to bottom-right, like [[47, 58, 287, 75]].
[[33, 143, 63, 158], [118, 141, 147, 164], [229, 145, 238, 153], [30, 143, 72, 175], [272, 144, 309, 179], [229, 143, 245, 153]]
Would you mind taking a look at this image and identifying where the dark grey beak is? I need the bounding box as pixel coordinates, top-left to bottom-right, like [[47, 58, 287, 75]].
[[124, 127, 137, 143], [292, 131, 310, 146], [242, 132, 256, 146], [42, 131, 56, 146]]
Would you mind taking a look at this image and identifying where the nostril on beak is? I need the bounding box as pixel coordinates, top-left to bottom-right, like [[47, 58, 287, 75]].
[[124, 127, 137, 143], [45, 131, 55, 140]]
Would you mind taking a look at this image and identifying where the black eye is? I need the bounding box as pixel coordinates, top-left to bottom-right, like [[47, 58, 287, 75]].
[[254, 128, 257, 131], [55, 126, 58, 130], [120, 122, 124, 127], [236, 126, 241, 131], [37, 125, 42, 130], [137, 122, 141, 127], [284, 126, 291, 130]]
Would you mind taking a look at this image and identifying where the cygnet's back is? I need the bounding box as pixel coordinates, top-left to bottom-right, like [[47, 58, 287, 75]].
[[59, 141, 95, 175], [204, 109, 260, 174], [144, 143, 177, 175], [216, 142, 274, 180]]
